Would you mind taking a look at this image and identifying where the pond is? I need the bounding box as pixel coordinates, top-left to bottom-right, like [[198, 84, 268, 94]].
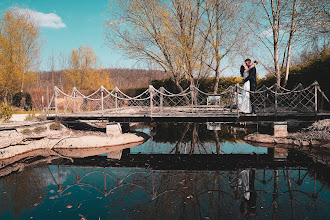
[[0, 123, 329, 219]]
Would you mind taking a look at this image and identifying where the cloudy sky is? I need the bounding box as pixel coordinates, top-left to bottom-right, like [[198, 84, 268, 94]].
[[0, 0, 137, 71]]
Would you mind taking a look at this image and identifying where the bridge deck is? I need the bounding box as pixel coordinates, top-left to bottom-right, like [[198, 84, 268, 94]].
[[47, 106, 330, 122]]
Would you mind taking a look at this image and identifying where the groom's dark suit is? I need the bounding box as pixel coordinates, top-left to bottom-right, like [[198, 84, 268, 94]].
[[243, 66, 257, 113]]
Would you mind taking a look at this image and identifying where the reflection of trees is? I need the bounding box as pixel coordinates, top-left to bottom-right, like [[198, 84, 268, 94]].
[[42, 165, 329, 219], [0, 168, 47, 217], [152, 123, 244, 144], [152, 123, 245, 155]]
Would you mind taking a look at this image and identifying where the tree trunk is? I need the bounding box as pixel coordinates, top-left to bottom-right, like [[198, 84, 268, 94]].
[[213, 64, 221, 94], [274, 41, 281, 85], [283, 0, 297, 87]]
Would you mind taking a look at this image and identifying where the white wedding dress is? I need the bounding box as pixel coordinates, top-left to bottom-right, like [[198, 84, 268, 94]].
[[238, 72, 252, 113]]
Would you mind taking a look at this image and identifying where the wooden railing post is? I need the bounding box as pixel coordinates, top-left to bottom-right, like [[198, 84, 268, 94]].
[[190, 85, 194, 113], [101, 86, 104, 116], [160, 87, 164, 113], [55, 86, 58, 116], [274, 83, 278, 114], [73, 87, 76, 113], [236, 83, 239, 116], [149, 85, 154, 114], [114, 87, 118, 112], [314, 82, 318, 113], [46, 86, 49, 116]]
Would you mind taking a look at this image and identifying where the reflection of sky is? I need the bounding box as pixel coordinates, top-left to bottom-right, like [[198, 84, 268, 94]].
[[43, 166, 69, 186]]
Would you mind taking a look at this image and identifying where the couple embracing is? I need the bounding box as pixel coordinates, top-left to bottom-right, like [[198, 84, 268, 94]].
[[239, 58, 258, 114]]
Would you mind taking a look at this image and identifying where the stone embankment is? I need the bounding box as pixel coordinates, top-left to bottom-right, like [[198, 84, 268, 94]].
[[0, 121, 149, 162], [244, 119, 330, 148]]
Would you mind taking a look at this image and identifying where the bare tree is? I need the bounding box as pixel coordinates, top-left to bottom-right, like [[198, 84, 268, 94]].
[[202, 0, 253, 93], [105, 0, 211, 92], [252, 0, 329, 86]]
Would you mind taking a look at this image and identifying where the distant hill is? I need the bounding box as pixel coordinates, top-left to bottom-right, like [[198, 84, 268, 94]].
[[38, 68, 166, 90]]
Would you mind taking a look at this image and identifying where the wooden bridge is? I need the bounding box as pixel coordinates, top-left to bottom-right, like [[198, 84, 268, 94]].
[[47, 81, 330, 122]]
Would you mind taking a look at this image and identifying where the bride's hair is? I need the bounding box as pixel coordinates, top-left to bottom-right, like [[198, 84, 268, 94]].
[[240, 65, 245, 77]]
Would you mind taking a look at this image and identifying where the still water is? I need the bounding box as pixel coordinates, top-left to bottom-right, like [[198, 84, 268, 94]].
[[0, 123, 329, 219]]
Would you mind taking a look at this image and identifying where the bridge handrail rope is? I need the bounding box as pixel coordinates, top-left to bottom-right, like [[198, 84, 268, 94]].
[[158, 86, 191, 96], [193, 85, 234, 96], [153, 87, 192, 97], [50, 81, 328, 116]]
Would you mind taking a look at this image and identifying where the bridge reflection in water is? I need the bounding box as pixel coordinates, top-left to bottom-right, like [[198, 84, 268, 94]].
[[0, 123, 329, 219]]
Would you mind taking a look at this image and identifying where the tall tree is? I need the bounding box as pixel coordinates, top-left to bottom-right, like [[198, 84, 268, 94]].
[[105, 0, 209, 92], [253, 0, 329, 86], [0, 8, 40, 103], [202, 0, 252, 94], [64, 44, 112, 91]]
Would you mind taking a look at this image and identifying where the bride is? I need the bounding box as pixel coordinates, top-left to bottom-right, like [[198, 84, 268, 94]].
[[238, 61, 257, 113]]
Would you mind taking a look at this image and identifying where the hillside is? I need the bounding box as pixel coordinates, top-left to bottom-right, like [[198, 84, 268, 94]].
[[38, 68, 166, 90]]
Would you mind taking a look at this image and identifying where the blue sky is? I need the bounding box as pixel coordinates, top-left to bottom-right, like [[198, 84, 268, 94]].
[[0, 0, 138, 71]]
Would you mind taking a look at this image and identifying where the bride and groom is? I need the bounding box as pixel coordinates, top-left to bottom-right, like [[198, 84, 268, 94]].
[[238, 58, 258, 114]]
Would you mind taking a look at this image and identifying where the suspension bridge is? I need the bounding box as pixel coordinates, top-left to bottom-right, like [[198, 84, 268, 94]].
[[46, 81, 330, 122]]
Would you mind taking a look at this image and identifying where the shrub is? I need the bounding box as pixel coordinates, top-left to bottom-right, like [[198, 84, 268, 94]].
[[21, 129, 32, 135], [36, 114, 47, 121], [0, 103, 13, 121], [25, 113, 36, 121], [49, 123, 62, 131], [33, 126, 47, 133], [12, 92, 32, 110]]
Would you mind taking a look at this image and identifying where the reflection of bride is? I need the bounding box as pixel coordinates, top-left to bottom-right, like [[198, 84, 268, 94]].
[[238, 62, 257, 113]]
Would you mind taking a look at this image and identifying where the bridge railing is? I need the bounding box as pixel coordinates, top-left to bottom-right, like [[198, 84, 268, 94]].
[[47, 81, 328, 116]]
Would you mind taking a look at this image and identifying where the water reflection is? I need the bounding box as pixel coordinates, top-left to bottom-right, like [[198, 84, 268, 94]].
[[0, 123, 329, 220], [1, 165, 328, 219]]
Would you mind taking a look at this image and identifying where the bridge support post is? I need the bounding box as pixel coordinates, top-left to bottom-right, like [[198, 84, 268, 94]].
[[160, 87, 164, 113], [106, 123, 122, 136], [273, 121, 288, 137]]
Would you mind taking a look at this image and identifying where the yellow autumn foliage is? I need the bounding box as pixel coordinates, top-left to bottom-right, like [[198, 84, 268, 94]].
[[64, 45, 112, 91], [0, 8, 40, 103]]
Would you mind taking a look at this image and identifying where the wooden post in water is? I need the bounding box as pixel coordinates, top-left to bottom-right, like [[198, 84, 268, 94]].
[[190, 84, 194, 113], [160, 87, 164, 113]]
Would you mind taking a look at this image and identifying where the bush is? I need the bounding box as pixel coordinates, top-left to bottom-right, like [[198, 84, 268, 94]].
[[25, 113, 36, 121], [36, 115, 47, 121], [21, 129, 32, 135], [0, 103, 13, 121], [49, 123, 62, 131], [33, 126, 47, 133], [12, 92, 32, 111]]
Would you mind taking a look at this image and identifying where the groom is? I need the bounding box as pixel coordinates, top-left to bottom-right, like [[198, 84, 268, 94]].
[[243, 59, 257, 113]]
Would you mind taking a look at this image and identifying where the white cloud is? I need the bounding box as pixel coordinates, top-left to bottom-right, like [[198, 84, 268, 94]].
[[14, 8, 66, 29]]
